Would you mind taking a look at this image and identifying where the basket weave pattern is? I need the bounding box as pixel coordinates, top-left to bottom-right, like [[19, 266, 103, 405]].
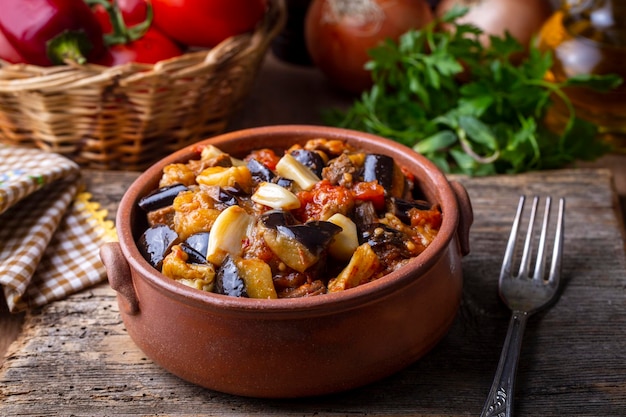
[[0, 0, 286, 171]]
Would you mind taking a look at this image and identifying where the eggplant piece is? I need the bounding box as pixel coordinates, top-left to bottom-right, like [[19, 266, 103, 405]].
[[276, 221, 341, 257], [215, 256, 248, 298], [363, 154, 407, 197], [390, 197, 433, 224], [247, 158, 275, 183], [235, 258, 277, 299], [354, 201, 378, 231], [363, 154, 394, 191], [290, 149, 325, 178], [180, 242, 208, 265], [184, 232, 210, 258], [138, 224, 179, 269], [138, 183, 188, 212], [274, 177, 294, 189], [160, 245, 216, 292], [263, 228, 317, 273], [222, 185, 247, 196], [261, 215, 340, 273], [360, 224, 410, 259], [260, 210, 298, 229], [207, 187, 238, 208]]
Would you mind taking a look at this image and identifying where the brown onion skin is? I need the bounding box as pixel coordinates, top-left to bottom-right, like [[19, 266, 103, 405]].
[[305, 0, 434, 94], [435, 0, 553, 48]]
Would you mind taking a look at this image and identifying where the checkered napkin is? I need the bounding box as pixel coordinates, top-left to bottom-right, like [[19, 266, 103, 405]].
[[0, 146, 117, 313]]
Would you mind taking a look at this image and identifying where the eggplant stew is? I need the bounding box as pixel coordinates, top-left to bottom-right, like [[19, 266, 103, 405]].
[[137, 138, 442, 298]]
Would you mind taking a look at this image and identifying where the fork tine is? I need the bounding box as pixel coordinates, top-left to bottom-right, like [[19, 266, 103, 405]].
[[500, 195, 526, 280], [548, 198, 566, 286], [532, 197, 552, 281], [519, 196, 540, 278]]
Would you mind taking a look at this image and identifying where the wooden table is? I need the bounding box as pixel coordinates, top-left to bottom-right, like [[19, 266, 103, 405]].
[[1, 167, 626, 416], [2, 54, 626, 416]]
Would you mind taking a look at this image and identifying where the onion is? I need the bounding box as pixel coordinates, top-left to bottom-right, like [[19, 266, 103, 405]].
[[435, 0, 554, 47], [305, 0, 434, 94]]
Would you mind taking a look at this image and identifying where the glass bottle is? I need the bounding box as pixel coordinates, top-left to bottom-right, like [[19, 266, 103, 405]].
[[537, 0, 626, 152]]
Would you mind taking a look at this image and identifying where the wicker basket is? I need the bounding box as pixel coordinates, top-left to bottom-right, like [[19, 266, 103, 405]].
[[0, 0, 286, 171]]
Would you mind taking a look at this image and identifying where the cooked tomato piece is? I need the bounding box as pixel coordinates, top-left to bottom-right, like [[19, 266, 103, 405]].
[[246, 148, 280, 171], [296, 179, 355, 222], [409, 207, 443, 229], [351, 181, 386, 211]]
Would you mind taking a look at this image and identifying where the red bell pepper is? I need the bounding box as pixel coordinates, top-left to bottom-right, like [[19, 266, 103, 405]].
[[0, 0, 106, 66], [0, 28, 27, 64]]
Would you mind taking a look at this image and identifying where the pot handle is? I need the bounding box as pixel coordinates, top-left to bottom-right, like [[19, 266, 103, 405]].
[[450, 181, 473, 256], [100, 242, 140, 315]]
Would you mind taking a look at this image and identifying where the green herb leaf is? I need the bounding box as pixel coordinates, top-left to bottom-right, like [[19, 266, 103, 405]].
[[413, 130, 457, 154], [324, 9, 622, 176], [563, 73, 623, 91]]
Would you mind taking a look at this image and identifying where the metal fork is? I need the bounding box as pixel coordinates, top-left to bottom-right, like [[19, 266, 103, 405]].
[[480, 195, 566, 417]]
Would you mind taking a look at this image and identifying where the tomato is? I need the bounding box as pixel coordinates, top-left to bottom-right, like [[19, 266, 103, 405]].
[[305, 0, 434, 94], [151, 0, 268, 48], [91, 0, 149, 34], [94, 27, 183, 65], [89, 0, 183, 65]]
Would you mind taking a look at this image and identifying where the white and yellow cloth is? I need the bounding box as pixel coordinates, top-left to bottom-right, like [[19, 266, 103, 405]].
[[0, 145, 116, 312]]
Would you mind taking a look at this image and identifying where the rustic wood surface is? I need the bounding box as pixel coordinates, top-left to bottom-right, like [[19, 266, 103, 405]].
[[1, 167, 625, 416], [1, 52, 626, 416]]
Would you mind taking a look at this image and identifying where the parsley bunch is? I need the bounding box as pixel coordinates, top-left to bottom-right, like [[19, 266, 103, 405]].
[[325, 7, 622, 176]]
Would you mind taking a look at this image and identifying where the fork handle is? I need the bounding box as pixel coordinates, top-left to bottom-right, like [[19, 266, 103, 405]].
[[480, 310, 529, 417]]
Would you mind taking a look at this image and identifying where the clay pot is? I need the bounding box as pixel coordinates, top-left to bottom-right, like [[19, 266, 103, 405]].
[[100, 125, 473, 398]]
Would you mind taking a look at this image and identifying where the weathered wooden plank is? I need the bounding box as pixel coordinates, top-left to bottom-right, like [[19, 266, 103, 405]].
[[0, 300, 23, 365], [1, 168, 625, 416]]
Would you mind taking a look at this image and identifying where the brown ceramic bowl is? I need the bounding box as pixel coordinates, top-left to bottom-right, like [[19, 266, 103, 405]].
[[100, 125, 473, 398]]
